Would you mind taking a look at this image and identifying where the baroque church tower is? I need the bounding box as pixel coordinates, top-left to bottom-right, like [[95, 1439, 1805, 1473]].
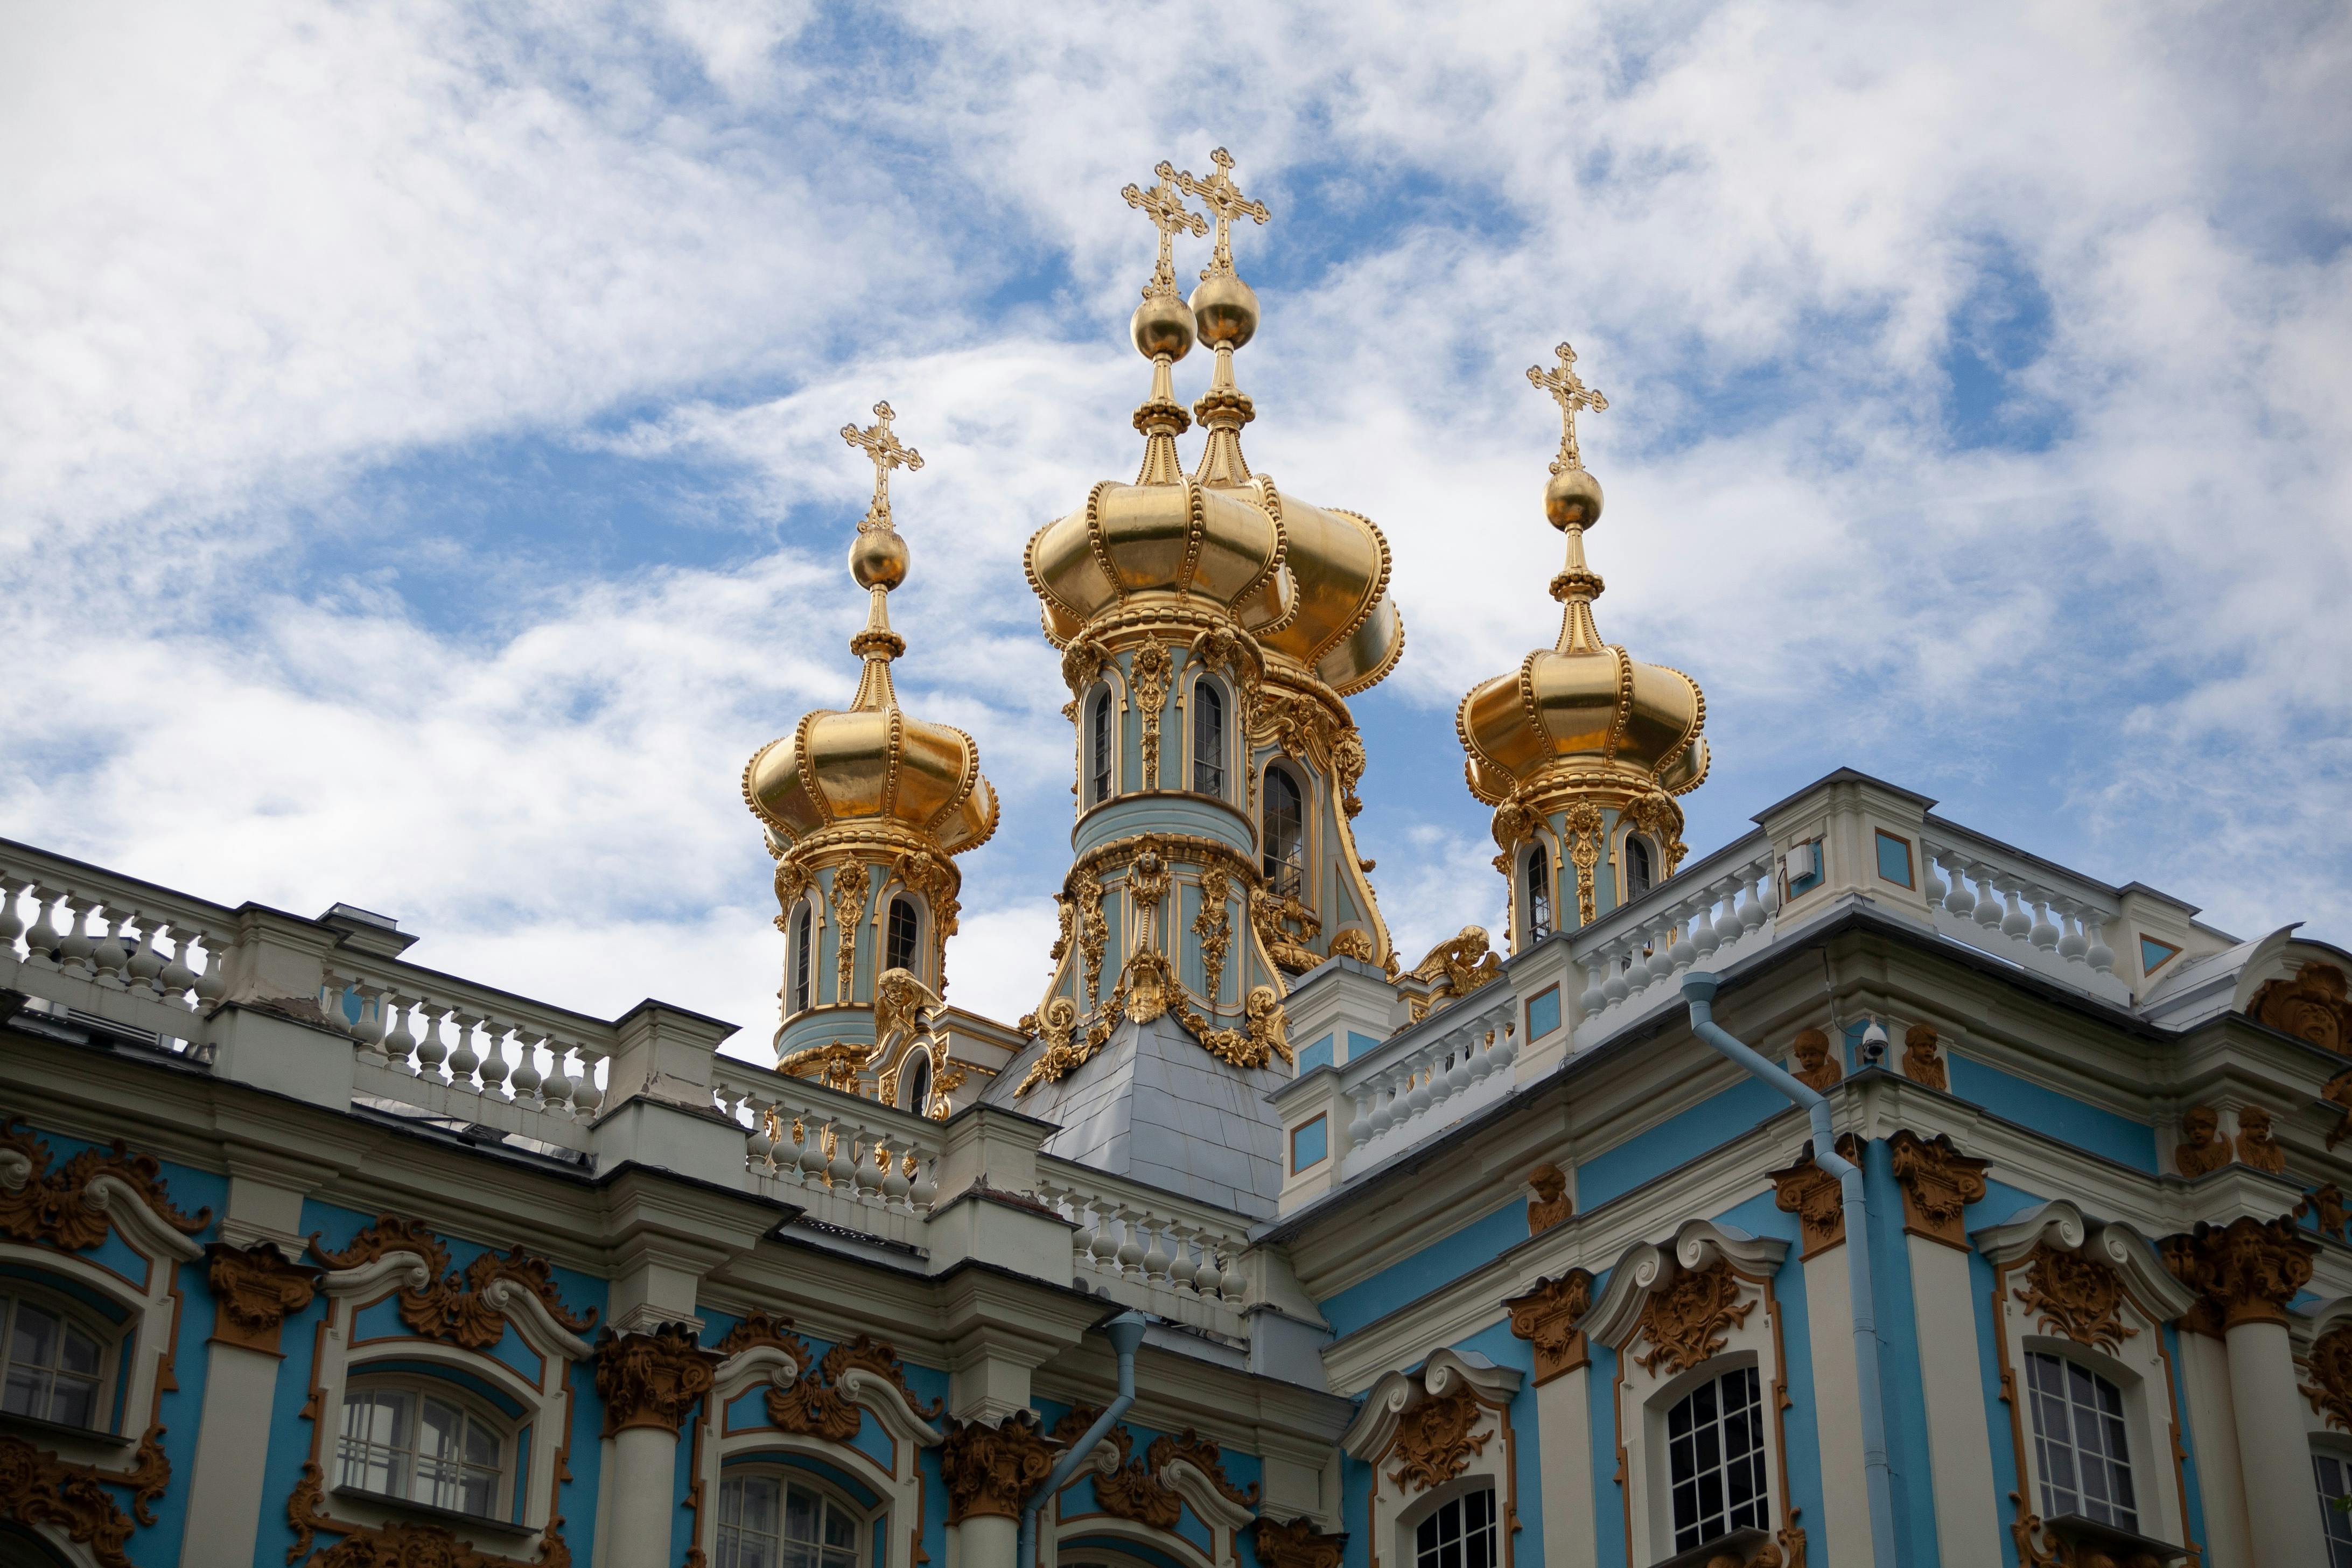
[[993, 151, 1404, 1214], [742, 404, 998, 1113], [1457, 345, 1710, 951]]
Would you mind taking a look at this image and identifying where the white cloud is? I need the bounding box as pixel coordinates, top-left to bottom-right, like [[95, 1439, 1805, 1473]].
[[3, 0, 2348, 1048]]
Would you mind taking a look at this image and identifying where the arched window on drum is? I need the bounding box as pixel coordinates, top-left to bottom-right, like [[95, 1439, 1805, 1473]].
[[1263, 767, 1305, 900]]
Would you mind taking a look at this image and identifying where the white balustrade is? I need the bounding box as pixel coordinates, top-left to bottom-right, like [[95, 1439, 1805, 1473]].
[[712, 1060, 948, 1248], [1034, 1159, 1251, 1339], [1340, 995, 1519, 1174], [1568, 842, 1779, 1043], [1920, 830, 2125, 1002], [0, 850, 235, 1053]]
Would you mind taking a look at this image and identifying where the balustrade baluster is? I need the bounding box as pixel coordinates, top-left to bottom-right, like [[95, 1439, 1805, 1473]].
[[509, 1031, 545, 1104], [2054, 900, 2088, 962], [192, 941, 226, 1011], [1405, 1065, 1433, 1119], [1114, 1206, 1146, 1275], [1088, 1199, 1121, 1274], [414, 1003, 450, 1080], [1668, 899, 1700, 970], [1346, 1089, 1374, 1149], [478, 1024, 513, 1100], [1167, 1223, 1199, 1291], [0, 879, 25, 954], [1578, 955, 1608, 1017], [444, 1012, 482, 1089], [1141, 1214, 1172, 1280], [909, 1145, 938, 1211], [1941, 854, 1977, 916], [1602, 937, 1631, 1004], [2083, 912, 2114, 973], [1999, 884, 2032, 940], [380, 994, 418, 1070], [123, 914, 165, 993], [54, 898, 94, 974], [1922, 853, 1948, 905], [23, 888, 65, 967], [882, 1138, 913, 1207], [1193, 1240, 1223, 1300], [89, 909, 130, 988], [744, 1095, 776, 1168]]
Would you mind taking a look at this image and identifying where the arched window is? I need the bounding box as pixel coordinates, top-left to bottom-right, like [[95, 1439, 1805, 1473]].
[[2024, 1352, 2137, 1532], [1264, 767, 1305, 899], [338, 1381, 505, 1518], [1667, 1365, 1769, 1552], [905, 1053, 932, 1115], [792, 905, 813, 1014], [1414, 1488, 1497, 1568], [1089, 690, 1114, 805], [719, 1472, 861, 1568], [2316, 1449, 2352, 1564], [1192, 681, 1226, 796], [1627, 836, 1655, 899], [0, 1290, 105, 1428], [886, 897, 919, 977], [1525, 850, 1552, 940]]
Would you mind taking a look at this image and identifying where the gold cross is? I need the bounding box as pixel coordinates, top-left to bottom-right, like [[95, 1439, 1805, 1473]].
[[1122, 162, 1207, 299], [841, 401, 923, 532], [1527, 342, 1609, 473], [1175, 148, 1269, 281]]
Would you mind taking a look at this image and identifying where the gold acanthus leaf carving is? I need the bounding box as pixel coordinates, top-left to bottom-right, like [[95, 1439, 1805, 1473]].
[[1403, 926, 1503, 1019], [894, 849, 961, 941], [2161, 1215, 2318, 1333], [2305, 1325, 2352, 1433], [1149, 1429, 1261, 1508], [771, 1333, 943, 1441], [1767, 1139, 1854, 1257], [941, 1411, 1058, 1524], [1074, 876, 1108, 1007], [1327, 927, 1376, 962], [1132, 643, 1173, 787], [307, 1216, 595, 1350], [1622, 790, 1688, 874], [2014, 1243, 2136, 1352], [1887, 1130, 1989, 1248], [2297, 1182, 2351, 1243], [207, 1241, 323, 1349], [712, 1309, 804, 1359], [1632, 1261, 1756, 1377], [595, 1322, 720, 1438], [831, 867, 867, 1005], [2249, 960, 2351, 1053], [1384, 1387, 1492, 1493], [772, 859, 813, 933], [1251, 1517, 1347, 1568], [1, 1431, 154, 1568], [2326, 1070, 2352, 1150], [1194, 865, 1234, 1006], [1052, 1409, 1179, 1529], [1253, 887, 1324, 974], [0, 1118, 212, 1251], [1562, 801, 1603, 927], [1016, 998, 1089, 1097], [1504, 1268, 1592, 1384]]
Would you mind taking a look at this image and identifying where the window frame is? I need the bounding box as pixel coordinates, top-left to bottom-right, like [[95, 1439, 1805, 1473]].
[[1190, 675, 1227, 799], [1088, 688, 1115, 806], [715, 1465, 870, 1568], [0, 1282, 116, 1434], [1661, 1361, 1772, 1553], [1402, 1480, 1500, 1568], [2020, 1349, 2140, 1535], [792, 902, 815, 1014], [1523, 846, 1553, 942], [885, 895, 921, 981], [1622, 834, 1656, 903], [1262, 763, 1307, 902], [2315, 1443, 2352, 1567], [333, 1374, 514, 1523]]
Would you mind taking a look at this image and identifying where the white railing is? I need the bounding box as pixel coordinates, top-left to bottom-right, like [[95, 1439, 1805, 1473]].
[[1034, 1157, 1252, 1340], [1339, 992, 1519, 1177], [711, 1058, 948, 1249], [0, 845, 236, 1053], [1919, 822, 2129, 1004], [1569, 836, 1780, 1039]]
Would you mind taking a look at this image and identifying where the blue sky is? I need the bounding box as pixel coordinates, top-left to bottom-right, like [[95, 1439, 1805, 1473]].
[[4, 2, 2348, 1045]]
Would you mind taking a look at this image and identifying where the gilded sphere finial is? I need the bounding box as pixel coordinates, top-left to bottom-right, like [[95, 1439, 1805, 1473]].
[[1544, 467, 1604, 531], [1189, 272, 1258, 350], [1131, 293, 1196, 361], [850, 528, 909, 590]]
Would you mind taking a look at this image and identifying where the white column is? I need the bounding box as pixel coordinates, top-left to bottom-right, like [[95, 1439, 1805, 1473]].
[[180, 1339, 282, 1562], [2225, 1319, 2326, 1567], [604, 1425, 683, 1563], [2174, 1332, 2251, 1567], [1534, 1365, 1597, 1568], [1904, 1236, 2002, 1567], [955, 1513, 1017, 1568], [1799, 1243, 1875, 1568]]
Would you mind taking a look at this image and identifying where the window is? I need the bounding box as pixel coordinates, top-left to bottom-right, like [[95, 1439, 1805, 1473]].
[[1264, 768, 1305, 899], [886, 897, 919, 977], [1412, 1488, 1496, 1568], [1089, 690, 1113, 804], [718, 1474, 860, 1568], [905, 1053, 931, 1115], [1, 1292, 104, 1428], [2318, 1450, 2352, 1567], [1193, 681, 1226, 796], [1525, 850, 1552, 939], [792, 905, 812, 1014], [1626, 837, 1655, 899], [2024, 1352, 2137, 1532], [338, 1385, 502, 1517], [1667, 1366, 1768, 1551]]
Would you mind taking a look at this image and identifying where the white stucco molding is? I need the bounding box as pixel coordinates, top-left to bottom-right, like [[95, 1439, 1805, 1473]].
[[1970, 1199, 2197, 1324], [715, 1342, 802, 1402], [481, 1275, 596, 1363], [81, 1171, 207, 1262], [840, 1364, 944, 1447], [1159, 1455, 1256, 1531], [1579, 1217, 1790, 1353], [320, 1251, 433, 1300], [1339, 1348, 1522, 1461]]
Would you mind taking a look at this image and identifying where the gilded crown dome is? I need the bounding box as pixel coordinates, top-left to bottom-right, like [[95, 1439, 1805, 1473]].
[[1457, 345, 1709, 811], [744, 404, 999, 858]]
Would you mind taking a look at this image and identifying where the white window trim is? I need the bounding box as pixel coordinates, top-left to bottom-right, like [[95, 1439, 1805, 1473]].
[[307, 1249, 589, 1551], [1971, 1200, 2199, 1552], [1182, 669, 1232, 804], [1041, 1428, 1256, 1568], [1582, 1218, 1794, 1566], [694, 1335, 940, 1568], [1339, 1347, 1522, 1568], [334, 1374, 516, 1521]]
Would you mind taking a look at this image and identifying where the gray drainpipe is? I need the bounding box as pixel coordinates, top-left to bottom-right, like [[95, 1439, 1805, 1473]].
[[1682, 972, 1898, 1568], [1018, 1311, 1150, 1568]]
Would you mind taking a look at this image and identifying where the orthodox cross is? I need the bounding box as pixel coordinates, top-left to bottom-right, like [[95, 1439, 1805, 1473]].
[[1527, 342, 1608, 474], [1122, 163, 1207, 299], [1175, 147, 1269, 280], [841, 401, 922, 532]]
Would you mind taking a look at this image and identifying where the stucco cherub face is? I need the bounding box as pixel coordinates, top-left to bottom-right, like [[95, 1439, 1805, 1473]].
[[2182, 1107, 2219, 1143], [2237, 1106, 2272, 1139], [1530, 1164, 1567, 1203], [1793, 1029, 1830, 1069]]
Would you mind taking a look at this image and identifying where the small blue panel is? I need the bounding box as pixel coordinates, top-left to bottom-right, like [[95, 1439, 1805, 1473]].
[[1297, 1034, 1334, 1073], [1527, 986, 1562, 1040], [1875, 830, 1914, 887], [1347, 1031, 1383, 1063], [1291, 1116, 1328, 1173], [1945, 1056, 2157, 1172], [2140, 935, 2179, 975]]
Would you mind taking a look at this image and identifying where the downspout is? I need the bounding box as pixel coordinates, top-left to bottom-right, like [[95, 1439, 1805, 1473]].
[[1018, 1311, 1149, 1568], [1682, 972, 1898, 1568]]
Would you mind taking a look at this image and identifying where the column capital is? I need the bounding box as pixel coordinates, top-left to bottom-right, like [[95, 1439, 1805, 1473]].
[[1503, 1268, 1593, 1383], [940, 1410, 1056, 1523], [1766, 1135, 1858, 1258], [594, 1321, 720, 1437], [2161, 1214, 2318, 1332], [1888, 1129, 1989, 1250], [204, 1241, 321, 1355]]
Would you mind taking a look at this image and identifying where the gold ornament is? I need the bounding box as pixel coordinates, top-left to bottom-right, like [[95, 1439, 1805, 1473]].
[[308, 1216, 595, 1351], [2249, 960, 2351, 1052], [941, 1412, 1057, 1524], [1528, 1164, 1573, 1235], [2014, 1243, 2137, 1352], [1887, 1130, 1989, 1249], [1789, 1028, 1842, 1093], [2303, 1325, 2352, 1433], [1384, 1387, 1492, 1493], [1505, 1269, 1593, 1384], [841, 401, 923, 538], [1132, 643, 1173, 787], [1632, 1261, 1756, 1377], [1195, 865, 1234, 1006]]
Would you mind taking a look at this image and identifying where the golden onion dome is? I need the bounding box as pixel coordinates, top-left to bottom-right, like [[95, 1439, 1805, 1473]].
[[1457, 344, 1709, 808], [744, 404, 999, 858], [1024, 467, 1285, 643], [1237, 492, 1404, 696]]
